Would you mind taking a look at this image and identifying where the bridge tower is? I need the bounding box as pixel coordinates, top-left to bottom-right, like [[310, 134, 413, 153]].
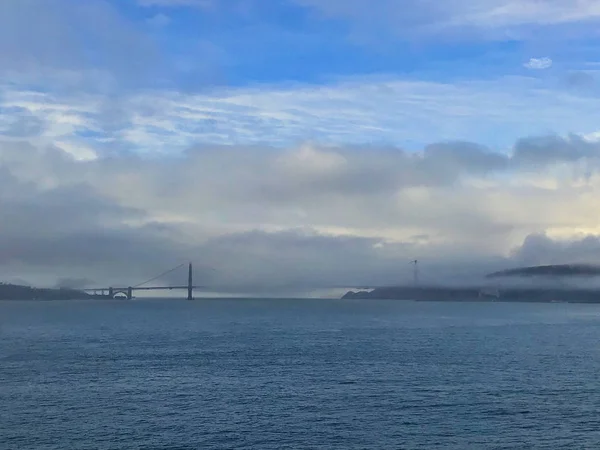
[[187, 262, 193, 301], [127, 287, 133, 300], [108, 287, 114, 298]]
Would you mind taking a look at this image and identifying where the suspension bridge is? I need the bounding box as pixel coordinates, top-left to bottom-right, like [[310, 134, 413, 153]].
[[81, 259, 423, 300], [83, 263, 204, 300]]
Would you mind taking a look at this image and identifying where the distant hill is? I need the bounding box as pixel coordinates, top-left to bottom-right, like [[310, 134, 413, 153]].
[[486, 264, 600, 278], [0, 283, 90, 300]]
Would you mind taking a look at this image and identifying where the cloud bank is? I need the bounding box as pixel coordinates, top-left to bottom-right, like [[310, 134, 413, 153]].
[[3, 134, 600, 295]]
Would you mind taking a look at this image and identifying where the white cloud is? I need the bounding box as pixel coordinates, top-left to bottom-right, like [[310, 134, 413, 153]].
[[3, 74, 600, 157], [524, 57, 553, 70], [448, 0, 600, 28], [54, 141, 98, 161], [295, 0, 600, 39]]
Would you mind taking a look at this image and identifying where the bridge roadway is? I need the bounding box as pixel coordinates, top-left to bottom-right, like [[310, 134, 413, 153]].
[[83, 285, 207, 300], [112, 286, 206, 291], [83, 284, 382, 300]]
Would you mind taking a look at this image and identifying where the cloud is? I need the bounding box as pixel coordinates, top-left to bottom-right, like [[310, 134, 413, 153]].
[[294, 0, 600, 51], [138, 0, 600, 35], [0, 108, 45, 138], [0, 0, 158, 83], [0, 147, 189, 288], [0, 0, 225, 93], [524, 57, 553, 70], [296, 0, 600, 33], [3, 132, 600, 294], [512, 233, 600, 267], [3, 73, 600, 157], [564, 71, 596, 89], [512, 134, 600, 167], [138, 0, 213, 7], [146, 13, 172, 27]]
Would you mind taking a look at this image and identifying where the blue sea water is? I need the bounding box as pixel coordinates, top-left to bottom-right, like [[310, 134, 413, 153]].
[[2, 298, 600, 449]]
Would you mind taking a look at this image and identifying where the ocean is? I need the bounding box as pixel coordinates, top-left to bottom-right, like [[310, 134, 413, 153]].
[[2, 298, 600, 449]]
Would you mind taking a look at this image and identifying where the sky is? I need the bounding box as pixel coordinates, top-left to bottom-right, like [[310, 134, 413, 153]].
[[3, 0, 600, 296]]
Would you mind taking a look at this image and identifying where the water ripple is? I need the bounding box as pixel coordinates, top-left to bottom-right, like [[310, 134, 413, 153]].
[[2, 299, 600, 449]]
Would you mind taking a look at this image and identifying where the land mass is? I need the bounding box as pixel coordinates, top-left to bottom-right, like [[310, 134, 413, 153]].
[[0, 283, 90, 301], [341, 285, 600, 303]]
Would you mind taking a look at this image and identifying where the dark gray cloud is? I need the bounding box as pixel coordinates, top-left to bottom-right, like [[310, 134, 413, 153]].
[[421, 141, 509, 181], [511, 233, 600, 267], [0, 150, 188, 287], [512, 134, 600, 167]]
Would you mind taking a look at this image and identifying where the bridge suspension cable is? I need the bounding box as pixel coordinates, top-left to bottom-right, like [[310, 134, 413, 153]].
[[133, 263, 187, 288]]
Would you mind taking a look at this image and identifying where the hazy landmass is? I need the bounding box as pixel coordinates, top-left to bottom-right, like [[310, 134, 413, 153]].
[[341, 286, 600, 303], [0, 283, 89, 300]]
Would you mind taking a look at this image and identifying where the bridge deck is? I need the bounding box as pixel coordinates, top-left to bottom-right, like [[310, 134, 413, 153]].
[[83, 286, 207, 292]]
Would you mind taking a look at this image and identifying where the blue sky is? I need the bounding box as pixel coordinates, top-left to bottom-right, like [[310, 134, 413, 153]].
[[4, 0, 600, 291], [112, 0, 600, 88], [3, 0, 600, 154]]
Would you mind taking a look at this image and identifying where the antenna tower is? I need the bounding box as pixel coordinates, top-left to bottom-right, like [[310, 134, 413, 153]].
[[409, 259, 419, 286]]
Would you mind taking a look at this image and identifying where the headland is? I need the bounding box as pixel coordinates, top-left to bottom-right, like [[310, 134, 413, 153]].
[[341, 285, 600, 303], [0, 283, 90, 301]]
